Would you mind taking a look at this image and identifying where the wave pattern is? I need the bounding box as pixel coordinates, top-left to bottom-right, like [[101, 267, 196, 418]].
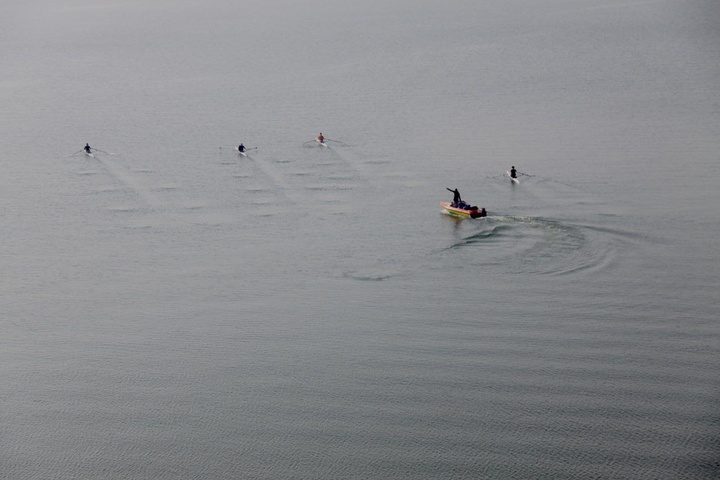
[[444, 216, 625, 277]]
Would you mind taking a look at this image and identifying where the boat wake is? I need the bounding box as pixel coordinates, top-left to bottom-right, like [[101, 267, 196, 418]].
[[442, 216, 627, 277], [342, 270, 398, 281], [95, 156, 161, 208]]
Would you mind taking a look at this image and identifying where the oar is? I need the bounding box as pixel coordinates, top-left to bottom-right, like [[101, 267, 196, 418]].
[[66, 149, 84, 157], [219, 145, 245, 152], [220, 146, 258, 151], [93, 148, 112, 155]]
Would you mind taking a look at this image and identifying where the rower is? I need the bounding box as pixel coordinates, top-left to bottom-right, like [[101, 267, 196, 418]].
[[446, 187, 461, 207], [317, 133, 324, 143], [238, 143, 245, 153], [510, 166, 517, 179], [84, 143, 92, 154]]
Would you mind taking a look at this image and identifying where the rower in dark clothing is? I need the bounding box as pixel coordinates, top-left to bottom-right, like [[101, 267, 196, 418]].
[[446, 187, 462, 207], [84, 143, 92, 154], [510, 166, 517, 179], [238, 143, 245, 153]]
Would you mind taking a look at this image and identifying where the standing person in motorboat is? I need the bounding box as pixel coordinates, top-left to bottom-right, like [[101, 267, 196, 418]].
[[84, 143, 92, 154], [446, 187, 462, 207], [317, 133, 325, 144], [510, 166, 517, 179], [238, 143, 245, 153]]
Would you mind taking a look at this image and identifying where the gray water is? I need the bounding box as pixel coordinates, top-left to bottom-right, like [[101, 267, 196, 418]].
[[2, 0, 719, 478]]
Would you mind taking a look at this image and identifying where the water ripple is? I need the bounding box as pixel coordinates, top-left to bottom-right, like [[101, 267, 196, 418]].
[[444, 216, 627, 277]]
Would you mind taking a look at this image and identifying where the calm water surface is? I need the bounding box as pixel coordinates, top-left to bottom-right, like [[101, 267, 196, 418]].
[[1, 0, 718, 478]]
